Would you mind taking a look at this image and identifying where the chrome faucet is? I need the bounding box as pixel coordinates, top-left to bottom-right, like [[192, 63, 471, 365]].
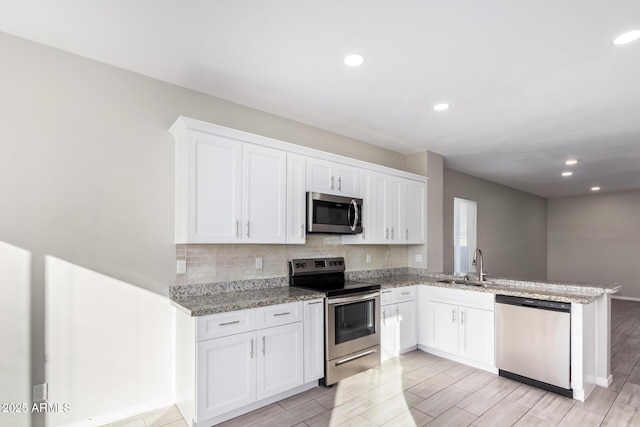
[[472, 248, 488, 282]]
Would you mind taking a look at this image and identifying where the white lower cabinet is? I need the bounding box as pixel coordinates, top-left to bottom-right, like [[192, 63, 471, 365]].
[[381, 287, 418, 360], [303, 299, 325, 383], [177, 301, 322, 427], [197, 331, 256, 420], [420, 286, 495, 368], [257, 322, 304, 400]]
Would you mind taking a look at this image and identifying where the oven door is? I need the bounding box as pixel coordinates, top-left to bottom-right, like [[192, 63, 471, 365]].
[[307, 192, 363, 234], [327, 291, 380, 360]]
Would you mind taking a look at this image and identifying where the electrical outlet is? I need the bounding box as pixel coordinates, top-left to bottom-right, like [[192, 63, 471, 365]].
[[33, 383, 47, 402], [365, 253, 371, 264], [414, 254, 423, 263], [176, 260, 186, 274], [255, 257, 263, 269]]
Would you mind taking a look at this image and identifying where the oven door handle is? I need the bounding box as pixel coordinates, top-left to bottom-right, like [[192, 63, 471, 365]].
[[335, 348, 378, 367], [328, 291, 380, 305]]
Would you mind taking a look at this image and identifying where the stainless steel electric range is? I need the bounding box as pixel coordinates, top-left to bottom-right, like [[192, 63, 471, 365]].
[[289, 257, 381, 386]]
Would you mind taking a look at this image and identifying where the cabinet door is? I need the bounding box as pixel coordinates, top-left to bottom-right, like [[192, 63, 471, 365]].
[[432, 302, 459, 354], [342, 171, 375, 244], [381, 304, 398, 361], [404, 180, 426, 244], [306, 158, 335, 194], [306, 158, 360, 197], [303, 300, 325, 383], [187, 131, 242, 243], [383, 176, 404, 243], [242, 144, 287, 243], [196, 331, 256, 420], [286, 153, 306, 244], [397, 300, 417, 352], [335, 164, 359, 197], [459, 307, 495, 366], [257, 322, 304, 400]]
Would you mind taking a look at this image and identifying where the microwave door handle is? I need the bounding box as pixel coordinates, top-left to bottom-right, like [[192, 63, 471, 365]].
[[349, 199, 358, 231]]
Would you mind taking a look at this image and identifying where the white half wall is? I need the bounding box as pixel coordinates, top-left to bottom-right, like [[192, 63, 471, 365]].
[[45, 257, 174, 426]]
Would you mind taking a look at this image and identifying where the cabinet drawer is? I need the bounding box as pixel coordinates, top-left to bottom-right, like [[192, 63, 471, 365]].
[[381, 289, 394, 305], [393, 286, 416, 303], [196, 309, 256, 341], [256, 302, 303, 329]]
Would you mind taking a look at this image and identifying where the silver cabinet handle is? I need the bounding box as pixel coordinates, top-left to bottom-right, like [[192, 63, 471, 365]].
[[246, 221, 250, 238], [382, 309, 386, 325], [338, 177, 342, 191], [385, 228, 389, 239], [308, 301, 323, 305], [452, 309, 456, 323], [219, 320, 240, 326], [262, 336, 266, 355], [331, 176, 334, 190], [250, 338, 254, 358], [235, 220, 239, 238], [401, 292, 411, 295], [396, 307, 399, 322], [362, 227, 366, 240], [273, 312, 291, 317], [406, 228, 408, 240], [300, 223, 305, 238], [391, 228, 394, 239], [461, 310, 465, 325]]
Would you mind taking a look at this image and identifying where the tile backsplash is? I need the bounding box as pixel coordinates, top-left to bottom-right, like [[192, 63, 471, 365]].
[[175, 234, 408, 285]]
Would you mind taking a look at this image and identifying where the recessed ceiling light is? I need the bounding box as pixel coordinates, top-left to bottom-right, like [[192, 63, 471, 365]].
[[344, 53, 365, 67], [433, 103, 450, 111], [591, 186, 601, 191], [565, 159, 578, 165], [562, 171, 573, 177], [612, 30, 640, 45]]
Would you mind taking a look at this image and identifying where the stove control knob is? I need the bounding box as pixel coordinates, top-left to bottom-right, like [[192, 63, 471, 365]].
[[302, 262, 307, 268]]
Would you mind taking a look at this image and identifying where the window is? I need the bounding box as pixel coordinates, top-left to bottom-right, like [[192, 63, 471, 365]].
[[454, 198, 477, 275]]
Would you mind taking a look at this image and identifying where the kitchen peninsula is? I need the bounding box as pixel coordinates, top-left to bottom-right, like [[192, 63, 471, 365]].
[[171, 268, 619, 425]]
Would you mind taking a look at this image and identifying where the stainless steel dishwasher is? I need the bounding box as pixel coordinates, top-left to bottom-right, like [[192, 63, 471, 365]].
[[495, 295, 572, 397]]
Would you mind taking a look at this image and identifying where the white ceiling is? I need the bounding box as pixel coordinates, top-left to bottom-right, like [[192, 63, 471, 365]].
[[2, 0, 639, 197]]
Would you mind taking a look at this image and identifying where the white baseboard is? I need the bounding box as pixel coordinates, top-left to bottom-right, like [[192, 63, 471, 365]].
[[597, 375, 614, 388], [417, 345, 498, 374]]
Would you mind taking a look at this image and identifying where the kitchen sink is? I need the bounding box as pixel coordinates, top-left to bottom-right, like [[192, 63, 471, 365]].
[[436, 279, 488, 287]]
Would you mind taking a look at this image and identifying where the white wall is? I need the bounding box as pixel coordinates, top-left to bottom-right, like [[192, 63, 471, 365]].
[[0, 242, 31, 427], [0, 31, 408, 426], [548, 190, 640, 298], [443, 168, 548, 280]]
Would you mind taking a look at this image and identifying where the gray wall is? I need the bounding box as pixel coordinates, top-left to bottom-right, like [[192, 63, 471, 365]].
[[407, 151, 444, 272], [0, 31, 408, 425], [443, 168, 548, 280], [548, 190, 640, 298]]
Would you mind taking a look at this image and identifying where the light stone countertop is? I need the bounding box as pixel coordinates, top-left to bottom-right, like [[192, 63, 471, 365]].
[[366, 274, 620, 304], [171, 286, 325, 317], [170, 269, 621, 316]]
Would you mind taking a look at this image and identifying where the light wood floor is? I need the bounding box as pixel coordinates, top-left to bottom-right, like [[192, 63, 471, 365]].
[[110, 298, 640, 427]]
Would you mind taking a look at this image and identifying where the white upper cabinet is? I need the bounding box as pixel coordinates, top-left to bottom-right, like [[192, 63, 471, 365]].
[[172, 122, 286, 244], [241, 144, 287, 243], [342, 173, 426, 245], [306, 158, 360, 197], [286, 154, 306, 244], [404, 179, 426, 244], [171, 117, 427, 245], [182, 131, 242, 243]]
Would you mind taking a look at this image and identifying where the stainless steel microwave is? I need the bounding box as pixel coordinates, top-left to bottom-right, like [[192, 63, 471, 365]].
[[307, 192, 363, 234]]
